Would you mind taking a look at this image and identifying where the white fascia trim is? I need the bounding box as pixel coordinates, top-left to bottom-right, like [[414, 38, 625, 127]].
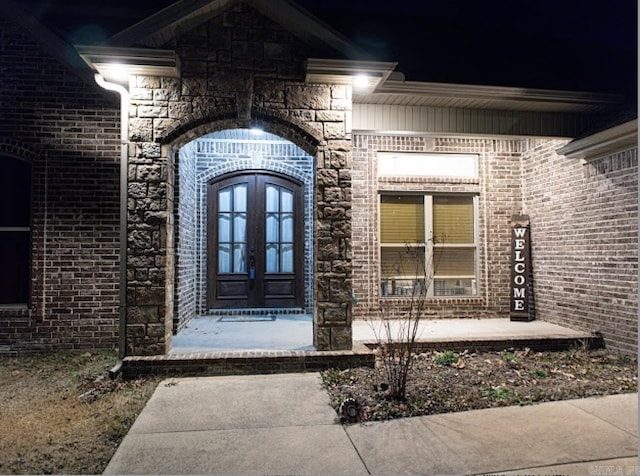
[[375, 79, 621, 107], [557, 119, 638, 160], [75, 45, 181, 85]]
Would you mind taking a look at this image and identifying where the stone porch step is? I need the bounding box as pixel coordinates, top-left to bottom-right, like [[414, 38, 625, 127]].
[[121, 332, 603, 379]]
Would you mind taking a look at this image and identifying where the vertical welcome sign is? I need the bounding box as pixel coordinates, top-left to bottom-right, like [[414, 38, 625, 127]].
[[510, 215, 535, 321]]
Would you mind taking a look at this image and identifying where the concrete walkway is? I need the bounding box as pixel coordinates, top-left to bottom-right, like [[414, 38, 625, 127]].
[[104, 373, 638, 475]]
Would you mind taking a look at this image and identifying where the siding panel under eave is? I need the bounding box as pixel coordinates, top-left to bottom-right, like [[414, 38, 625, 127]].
[[352, 104, 592, 137]]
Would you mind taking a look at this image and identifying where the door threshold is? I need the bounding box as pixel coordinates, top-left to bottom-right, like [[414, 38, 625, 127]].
[[217, 315, 276, 322], [204, 308, 306, 316]]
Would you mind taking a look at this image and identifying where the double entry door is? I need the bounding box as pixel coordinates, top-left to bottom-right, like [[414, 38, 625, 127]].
[[207, 172, 304, 309]]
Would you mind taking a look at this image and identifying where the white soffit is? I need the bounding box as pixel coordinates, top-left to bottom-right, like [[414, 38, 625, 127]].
[[354, 79, 623, 113], [557, 119, 638, 160]]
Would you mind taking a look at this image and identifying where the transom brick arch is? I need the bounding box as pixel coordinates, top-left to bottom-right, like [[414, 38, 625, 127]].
[[158, 106, 322, 158]]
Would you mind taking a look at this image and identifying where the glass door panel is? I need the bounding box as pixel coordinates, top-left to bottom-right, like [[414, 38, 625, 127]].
[[281, 244, 294, 273], [266, 244, 279, 273], [281, 214, 293, 242], [218, 183, 247, 274], [265, 184, 295, 274], [281, 190, 294, 212]]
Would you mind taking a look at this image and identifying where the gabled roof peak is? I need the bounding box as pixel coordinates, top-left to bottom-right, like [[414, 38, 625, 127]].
[[107, 0, 366, 59]]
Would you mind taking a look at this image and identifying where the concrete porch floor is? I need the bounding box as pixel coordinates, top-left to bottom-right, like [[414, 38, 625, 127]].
[[170, 314, 315, 353], [170, 316, 597, 354]]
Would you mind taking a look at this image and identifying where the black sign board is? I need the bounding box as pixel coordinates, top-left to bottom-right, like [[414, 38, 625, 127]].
[[510, 215, 535, 321]]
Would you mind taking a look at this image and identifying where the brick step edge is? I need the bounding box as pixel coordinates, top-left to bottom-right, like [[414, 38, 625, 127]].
[[121, 344, 375, 379], [359, 333, 604, 353]]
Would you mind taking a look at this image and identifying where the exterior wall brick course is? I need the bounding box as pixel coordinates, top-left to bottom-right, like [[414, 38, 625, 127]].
[[351, 134, 521, 321], [0, 17, 121, 355], [522, 141, 637, 354]]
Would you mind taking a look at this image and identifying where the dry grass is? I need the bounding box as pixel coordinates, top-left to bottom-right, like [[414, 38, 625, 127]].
[[0, 351, 161, 475]]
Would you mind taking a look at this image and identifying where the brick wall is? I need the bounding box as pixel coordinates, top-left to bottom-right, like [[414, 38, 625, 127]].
[[523, 140, 638, 354], [175, 141, 198, 333], [351, 134, 523, 321], [4, 5, 634, 357], [0, 17, 121, 355], [351, 132, 638, 355]]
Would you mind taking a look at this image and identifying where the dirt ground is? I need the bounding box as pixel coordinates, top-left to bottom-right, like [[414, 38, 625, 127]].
[[322, 347, 638, 422], [0, 351, 160, 475]]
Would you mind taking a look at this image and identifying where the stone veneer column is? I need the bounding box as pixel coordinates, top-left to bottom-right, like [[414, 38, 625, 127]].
[[313, 85, 353, 350], [125, 76, 174, 356]]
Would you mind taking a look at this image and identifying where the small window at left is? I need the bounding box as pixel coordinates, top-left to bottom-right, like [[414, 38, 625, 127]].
[[0, 155, 31, 305]]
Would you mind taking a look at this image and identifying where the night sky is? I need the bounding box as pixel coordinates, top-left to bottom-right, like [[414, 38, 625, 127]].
[[15, 0, 638, 100]]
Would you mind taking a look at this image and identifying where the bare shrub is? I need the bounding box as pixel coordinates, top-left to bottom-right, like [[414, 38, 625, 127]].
[[367, 241, 434, 401]]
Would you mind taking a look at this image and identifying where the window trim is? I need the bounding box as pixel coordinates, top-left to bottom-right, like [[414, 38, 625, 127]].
[[379, 192, 478, 298]]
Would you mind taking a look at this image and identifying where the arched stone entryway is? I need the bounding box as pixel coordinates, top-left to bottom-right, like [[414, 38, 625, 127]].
[[125, 101, 354, 356], [82, 0, 357, 357]]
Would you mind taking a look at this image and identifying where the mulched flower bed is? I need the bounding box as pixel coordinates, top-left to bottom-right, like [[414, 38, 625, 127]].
[[321, 348, 637, 423]]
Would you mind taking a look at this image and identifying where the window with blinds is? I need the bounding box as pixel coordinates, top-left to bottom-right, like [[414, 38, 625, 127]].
[[380, 193, 477, 297], [380, 195, 425, 243], [433, 196, 473, 244]]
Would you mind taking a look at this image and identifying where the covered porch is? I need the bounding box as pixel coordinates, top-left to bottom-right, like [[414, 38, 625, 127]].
[[120, 317, 603, 378]]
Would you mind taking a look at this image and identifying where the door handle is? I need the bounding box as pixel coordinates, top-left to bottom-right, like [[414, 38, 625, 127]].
[[248, 255, 256, 280]]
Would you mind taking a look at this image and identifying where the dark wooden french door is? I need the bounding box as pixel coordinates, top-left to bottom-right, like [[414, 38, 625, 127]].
[[207, 172, 304, 309]]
